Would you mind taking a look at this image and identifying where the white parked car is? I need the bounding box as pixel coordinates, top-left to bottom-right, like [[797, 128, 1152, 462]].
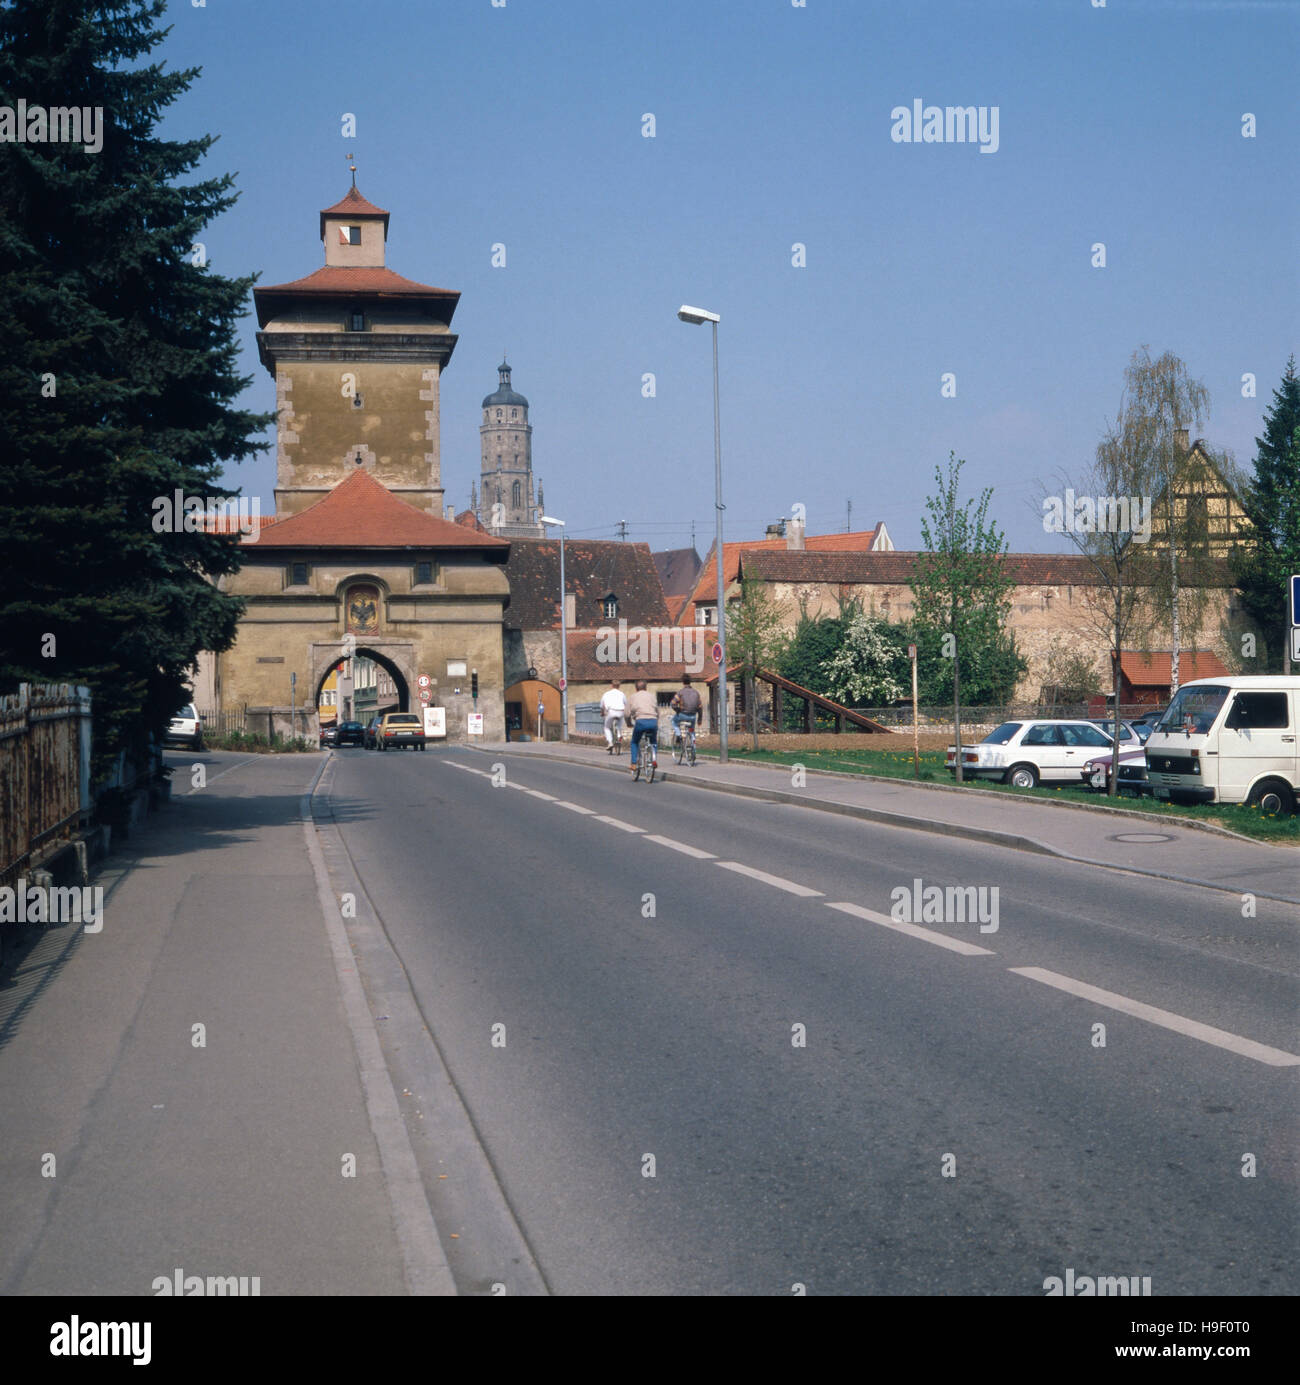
[[164, 703, 203, 750], [946, 719, 1117, 788]]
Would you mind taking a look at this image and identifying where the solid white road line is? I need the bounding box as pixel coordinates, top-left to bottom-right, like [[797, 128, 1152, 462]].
[[825, 902, 997, 956], [716, 861, 824, 898], [526, 789, 557, 801], [594, 815, 646, 833], [1009, 966, 1300, 1067], [554, 800, 595, 814], [644, 834, 716, 860]]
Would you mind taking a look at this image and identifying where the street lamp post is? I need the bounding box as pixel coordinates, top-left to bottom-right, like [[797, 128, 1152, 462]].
[[539, 515, 568, 741], [677, 304, 728, 763]]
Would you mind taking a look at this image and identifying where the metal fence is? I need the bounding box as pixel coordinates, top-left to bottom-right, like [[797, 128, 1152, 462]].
[[0, 683, 93, 887], [198, 707, 247, 737]]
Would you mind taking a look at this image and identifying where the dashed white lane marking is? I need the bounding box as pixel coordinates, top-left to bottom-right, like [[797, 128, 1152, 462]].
[[1009, 966, 1300, 1067], [445, 761, 488, 776], [594, 815, 646, 833], [526, 789, 557, 801], [716, 861, 824, 898], [554, 801, 595, 815], [644, 834, 716, 860], [825, 902, 997, 956]]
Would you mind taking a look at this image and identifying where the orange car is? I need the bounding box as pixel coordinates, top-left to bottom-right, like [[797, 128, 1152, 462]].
[[375, 712, 426, 751]]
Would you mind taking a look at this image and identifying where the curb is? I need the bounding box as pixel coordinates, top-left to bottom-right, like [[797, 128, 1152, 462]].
[[475, 745, 1300, 906]]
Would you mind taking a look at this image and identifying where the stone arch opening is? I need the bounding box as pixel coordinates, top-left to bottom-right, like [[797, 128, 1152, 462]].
[[314, 647, 411, 725]]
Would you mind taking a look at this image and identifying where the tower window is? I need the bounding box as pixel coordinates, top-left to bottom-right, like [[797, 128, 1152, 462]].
[[496, 410, 502, 419], [512, 409, 517, 418], [343, 225, 362, 245], [512, 481, 521, 507]]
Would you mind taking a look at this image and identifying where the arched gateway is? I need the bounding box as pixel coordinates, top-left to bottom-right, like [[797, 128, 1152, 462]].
[[203, 184, 511, 742]]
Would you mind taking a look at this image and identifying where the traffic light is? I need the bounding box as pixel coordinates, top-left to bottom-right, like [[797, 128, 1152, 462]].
[[471, 670, 479, 701]]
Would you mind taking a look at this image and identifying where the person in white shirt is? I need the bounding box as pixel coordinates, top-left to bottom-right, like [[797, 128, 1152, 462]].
[[600, 680, 628, 753]]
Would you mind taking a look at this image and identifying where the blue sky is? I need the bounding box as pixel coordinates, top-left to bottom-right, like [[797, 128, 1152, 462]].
[[157, 0, 1297, 552]]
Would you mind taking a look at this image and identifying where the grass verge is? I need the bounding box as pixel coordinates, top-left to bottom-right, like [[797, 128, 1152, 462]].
[[709, 746, 1300, 843]]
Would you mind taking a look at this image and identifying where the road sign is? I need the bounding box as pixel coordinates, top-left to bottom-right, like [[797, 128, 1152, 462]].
[[1291, 574, 1300, 627], [559, 677, 567, 691], [467, 712, 484, 736], [419, 688, 432, 704], [907, 644, 917, 660], [1292, 625, 1300, 664], [417, 674, 431, 689], [712, 643, 723, 665]]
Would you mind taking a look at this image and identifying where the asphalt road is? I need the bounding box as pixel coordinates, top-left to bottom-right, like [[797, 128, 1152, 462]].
[[323, 743, 1300, 1296]]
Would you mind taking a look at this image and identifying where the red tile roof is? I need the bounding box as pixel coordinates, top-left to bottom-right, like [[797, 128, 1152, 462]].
[[678, 529, 887, 624], [561, 628, 718, 682], [319, 186, 390, 238], [254, 266, 460, 327], [246, 470, 509, 550], [1116, 650, 1229, 687]]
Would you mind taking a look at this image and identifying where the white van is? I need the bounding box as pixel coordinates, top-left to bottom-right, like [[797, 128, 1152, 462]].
[[1145, 676, 1300, 814]]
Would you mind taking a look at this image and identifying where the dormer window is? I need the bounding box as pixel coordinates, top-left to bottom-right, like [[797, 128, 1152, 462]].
[[342, 225, 362, 245], [603, 595, 618, 620]]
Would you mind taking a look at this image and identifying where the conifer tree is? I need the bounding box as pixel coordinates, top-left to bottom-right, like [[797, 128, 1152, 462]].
[[0, 0, 270, 779], [1232, 357, 1300, 669]]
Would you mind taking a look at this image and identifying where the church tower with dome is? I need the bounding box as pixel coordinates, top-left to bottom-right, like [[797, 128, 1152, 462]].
[[477, 359, 543, 537]]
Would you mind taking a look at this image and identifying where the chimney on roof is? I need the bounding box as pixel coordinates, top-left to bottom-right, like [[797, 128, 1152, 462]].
[[765, 520, 787, 540], [786, 517, 805, 551], [1174, 428, 1189, 453]]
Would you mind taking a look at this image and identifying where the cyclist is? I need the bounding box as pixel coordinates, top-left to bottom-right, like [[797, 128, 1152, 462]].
[[625, 679, 659, 776], [600, 679, 628, 754], [670, 673, 702, 756]]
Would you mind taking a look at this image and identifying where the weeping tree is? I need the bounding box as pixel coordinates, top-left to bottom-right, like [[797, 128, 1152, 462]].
[[1121, 347, 1216, 694]]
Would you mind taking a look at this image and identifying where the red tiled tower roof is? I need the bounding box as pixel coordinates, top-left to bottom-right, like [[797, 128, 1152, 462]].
[[247, 470, 509, 550], [319, 185, 390, 239]]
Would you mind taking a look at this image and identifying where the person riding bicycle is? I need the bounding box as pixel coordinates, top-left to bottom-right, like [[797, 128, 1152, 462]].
[[625, 680, 659, 775], [670, 673, 702, 746], [599, 679, 628, 754]]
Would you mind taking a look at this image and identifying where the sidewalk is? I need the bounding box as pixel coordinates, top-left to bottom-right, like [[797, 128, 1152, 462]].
[[0, 751, 446, 1296], [484, 739, 1300, 905]]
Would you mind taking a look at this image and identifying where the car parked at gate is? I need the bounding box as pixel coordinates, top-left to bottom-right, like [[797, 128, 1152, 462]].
[[375, 711, 426, 751], [947, 719, 1118, 788], [334, 720, 365, 747], [363, 716, 383, 749]]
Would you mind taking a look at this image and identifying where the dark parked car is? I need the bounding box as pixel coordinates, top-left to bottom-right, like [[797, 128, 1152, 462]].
[[334, 720, 365, 747], [319, 723, 337, 747], [364, 717, 383, 749]]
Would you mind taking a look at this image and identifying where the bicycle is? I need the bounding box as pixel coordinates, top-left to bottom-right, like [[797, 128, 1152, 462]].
[[672, 717, 697, 767], [608, 719, 624, 756], [632, 726, 657, 783]]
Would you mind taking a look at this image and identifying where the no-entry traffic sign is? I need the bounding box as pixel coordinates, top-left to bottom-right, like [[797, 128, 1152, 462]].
[[711, 643, 723, 665]]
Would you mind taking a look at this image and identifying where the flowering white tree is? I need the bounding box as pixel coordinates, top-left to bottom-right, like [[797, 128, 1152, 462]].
[[818, 612, 906, 705]]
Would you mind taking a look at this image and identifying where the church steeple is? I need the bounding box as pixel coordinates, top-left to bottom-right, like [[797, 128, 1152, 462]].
[[478, 358, 541, 536]]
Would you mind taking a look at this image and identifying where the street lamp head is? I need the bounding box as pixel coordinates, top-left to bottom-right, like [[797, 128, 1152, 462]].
[[539, 515, 565, 527], [677, 304, 720, 325]]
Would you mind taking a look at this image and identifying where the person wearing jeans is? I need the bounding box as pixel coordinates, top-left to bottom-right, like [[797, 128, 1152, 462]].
[[625, 680, 659, 773]]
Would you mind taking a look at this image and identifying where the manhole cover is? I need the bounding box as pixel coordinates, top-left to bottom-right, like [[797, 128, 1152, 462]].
[[1108, 831, 1176, 844]]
